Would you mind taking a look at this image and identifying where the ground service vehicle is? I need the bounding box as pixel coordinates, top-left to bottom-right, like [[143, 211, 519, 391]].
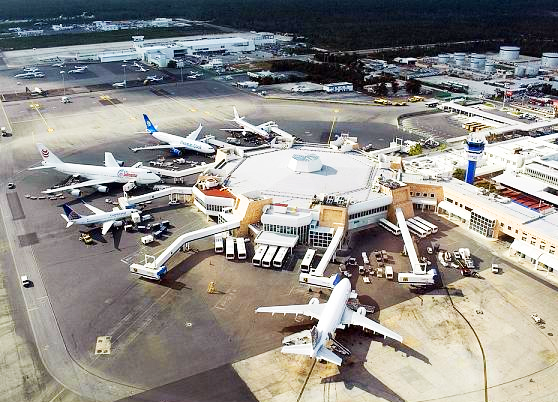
[[301, 248, 316, 273]]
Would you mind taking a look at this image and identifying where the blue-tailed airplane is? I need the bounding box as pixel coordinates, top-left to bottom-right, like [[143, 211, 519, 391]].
[[131, 114, 215, 155]]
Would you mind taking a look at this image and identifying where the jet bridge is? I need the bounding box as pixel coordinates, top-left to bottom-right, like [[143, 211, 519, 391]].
[[130, 216, 240, 280], [395, 208, 436, 286], [299, 226, 344, 288], [118, 186, 193, 209], [145, 161, 218, 178]]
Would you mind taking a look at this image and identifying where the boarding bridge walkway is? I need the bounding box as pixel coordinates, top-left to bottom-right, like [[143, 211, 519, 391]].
[[395, 208, 423, 274], [121, 186, 193, 207], [395, 208, 435, 285], [146, 161, 218, 178], [130, 217, 240, 280], [299, 227, 344, 287]]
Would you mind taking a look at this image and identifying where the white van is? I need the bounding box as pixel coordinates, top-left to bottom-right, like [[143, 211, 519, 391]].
[[141, 235, 154, 244], [385, 266, 394, 280], [61, 96, 71, 103]]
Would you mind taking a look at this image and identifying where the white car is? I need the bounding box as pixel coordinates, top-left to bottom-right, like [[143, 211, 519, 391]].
[[168, 200, 180, 206], [21, 275, 32, 288], [112, 81, 126, 88]]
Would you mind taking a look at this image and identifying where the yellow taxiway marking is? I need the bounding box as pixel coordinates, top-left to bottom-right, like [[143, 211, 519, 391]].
[[29, 103, 54, 133], [0, 97, 13, 133], [99, 94, 136, 120], [189, 108, 197, 112]]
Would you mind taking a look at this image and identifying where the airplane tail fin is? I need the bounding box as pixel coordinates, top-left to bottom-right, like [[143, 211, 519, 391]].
[[143, 114, 158, 134], [62, 204, 81, 221], [315, 347, 342, 366], [187, 123, 203, 140], [233, 106, 244, 120], [36, 143, 62, 165]]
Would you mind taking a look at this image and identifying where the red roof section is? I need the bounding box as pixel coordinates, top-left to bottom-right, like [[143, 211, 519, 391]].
[[201, 187, 236, 199]]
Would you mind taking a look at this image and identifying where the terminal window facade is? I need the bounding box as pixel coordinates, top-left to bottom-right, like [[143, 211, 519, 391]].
[[195, 197, 227, 213], [469, 211, 495, 238], [309, 229, 333, 249], [525, 166, 558, 186], [263, 224, 309, 244], [348, 205, 387, 220]]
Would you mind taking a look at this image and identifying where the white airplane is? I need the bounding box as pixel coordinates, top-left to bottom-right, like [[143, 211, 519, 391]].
[[28, 143, 160, 196], [61, 202, 139, 235], [146, 75, 163, 82], [136, 66, 148, 72], [15, 72, 44, 79], [74, 65, 88, 70], [23, 66, 39, 72], [255, 277, 403, 366], [112, 81, 126, 88], [68, 68, 86, 74], [131, 114, 215, 155], [223, 107, 275, 139], [52, 62, 65, 67]]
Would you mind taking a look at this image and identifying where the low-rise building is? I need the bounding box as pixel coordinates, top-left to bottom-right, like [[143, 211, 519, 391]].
[[323, 82, 353, 93]]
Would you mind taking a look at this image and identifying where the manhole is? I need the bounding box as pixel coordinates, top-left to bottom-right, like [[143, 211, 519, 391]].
[[95, 336, 112, 355]]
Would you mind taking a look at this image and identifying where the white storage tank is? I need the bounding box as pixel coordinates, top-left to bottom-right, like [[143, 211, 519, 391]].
[[525, 63, 540, 77], [499, 46, 520, 61], [485, 59, 496, 74], [437, 53, 450, 64], [541, 53, 558, 68], [454, 52, 466, 66], [514, 65, 526, 77], [470, 53, 486, 70]]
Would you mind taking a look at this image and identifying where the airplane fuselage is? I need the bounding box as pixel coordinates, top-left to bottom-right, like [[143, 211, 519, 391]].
[[312, 278, 351, 356], [73, 209, 137, 225], [51, 163, 160, 184], [153, 131, 215, 154]]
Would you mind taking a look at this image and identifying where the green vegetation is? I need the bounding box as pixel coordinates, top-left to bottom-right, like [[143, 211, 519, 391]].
[[270, 59, 365, 88], [405, 79, 422, 95], [1, 1, 557, 53], [0, 27, 217, 50], [453, 168, 466, 181], [408, 143, 423, 156]]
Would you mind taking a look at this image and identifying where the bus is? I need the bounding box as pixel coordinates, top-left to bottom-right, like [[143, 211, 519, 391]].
[[378, 218, 401, 236], [413, 216, 438, 233], [407, 218, 432, 235], [236, 237, 247, 260], [361, 251, 370, 265], [214, 234, 224, 253], [252, 244, 268, 266], [225, 237, 235, 260], [301, 248, 316, 273], [406, 221, 428, 238], [273, 247, 289, 268], [262, 246, 278, 268]]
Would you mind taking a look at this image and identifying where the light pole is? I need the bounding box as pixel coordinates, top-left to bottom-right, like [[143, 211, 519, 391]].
[[122, 64, 127, 88], [327, 109, 340, 144], [180, 65, 184, 83], [60, 70, 66, 96]]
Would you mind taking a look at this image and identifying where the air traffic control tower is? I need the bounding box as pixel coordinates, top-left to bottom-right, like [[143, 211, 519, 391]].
[[465, 134, 485, 184]]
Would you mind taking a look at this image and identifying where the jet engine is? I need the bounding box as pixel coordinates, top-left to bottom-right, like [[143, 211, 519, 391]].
[[113, 221, 123, 228], [171, 148, 182, 156], [357, 306, 367, 316], [309, 297, 320, 305], [69, 189, 82, 197], [95, 185, 108, 193]]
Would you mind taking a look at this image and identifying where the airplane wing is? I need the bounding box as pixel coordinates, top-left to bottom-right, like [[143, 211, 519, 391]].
[[186, 124, 203, 141], [104, 152, 120, 168], [41, 178, 113, 194], [101, 220, 115, 235], [341, 308, 403, 343], [28, 165, 56, 170], [81, 201, 105, 215], [256, 121, 276, 129], [219, 128, 245, 132], [316, 347, 343, 366], [130, 145, 177, 152], [280, 343, 342, 366], [256, 303, 326, 320]]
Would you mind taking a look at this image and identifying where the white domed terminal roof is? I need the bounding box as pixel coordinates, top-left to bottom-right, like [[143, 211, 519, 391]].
[[288, 153, 323, 173]]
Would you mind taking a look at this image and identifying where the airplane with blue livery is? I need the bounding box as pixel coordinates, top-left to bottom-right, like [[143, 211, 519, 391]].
[[131, 114, 215, 155], [61, 202, 140, 235], [255, 276, 403, 366]]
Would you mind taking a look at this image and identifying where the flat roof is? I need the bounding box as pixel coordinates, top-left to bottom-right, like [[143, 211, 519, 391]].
[[493, 172, 558, 206], [223, 146, 388, 208], [254, 231, 299, 248]]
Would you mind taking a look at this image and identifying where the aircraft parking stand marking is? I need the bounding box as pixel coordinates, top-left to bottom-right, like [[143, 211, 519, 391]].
[[99, 94, 136, 121], [0, 98, 13, 133], [29, 102, 54, 133]]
